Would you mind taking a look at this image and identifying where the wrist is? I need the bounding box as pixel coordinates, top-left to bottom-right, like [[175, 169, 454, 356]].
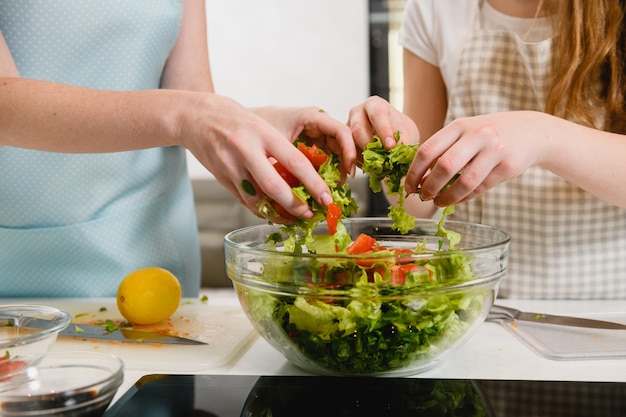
[[164, 90, 202, 150], [535, 112, 572, 170]]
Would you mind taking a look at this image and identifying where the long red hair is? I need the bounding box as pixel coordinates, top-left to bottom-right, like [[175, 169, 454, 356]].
[[545, 0, 626, 133]]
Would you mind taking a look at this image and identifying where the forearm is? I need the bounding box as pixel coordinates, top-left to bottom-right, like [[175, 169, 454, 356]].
[[160, 0, 213, 92], [0, 77, 185, 153], [540, 114, 626, 208]]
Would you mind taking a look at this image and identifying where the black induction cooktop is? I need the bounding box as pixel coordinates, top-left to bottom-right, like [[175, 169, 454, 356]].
[[104, 374, 626, 417]]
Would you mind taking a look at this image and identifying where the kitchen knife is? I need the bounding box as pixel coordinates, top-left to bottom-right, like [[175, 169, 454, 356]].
[[488, 304, 626, 330], [59, 323, 207, 345]]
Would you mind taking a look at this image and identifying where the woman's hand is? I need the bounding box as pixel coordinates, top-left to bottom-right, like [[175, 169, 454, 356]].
[[347, 95, 420, 160], [252, 106, 357, 178], [405, 111, 550, 207], [346, 95, 437, 219], [179, 94, 356, 222]]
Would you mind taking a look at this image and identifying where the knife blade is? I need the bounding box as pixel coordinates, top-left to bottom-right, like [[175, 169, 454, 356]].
[[59, 323, 207, 345], [488, 304, 626, 330]]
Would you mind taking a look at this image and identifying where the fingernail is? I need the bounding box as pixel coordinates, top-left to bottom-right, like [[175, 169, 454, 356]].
[[302, 209, 314, 219], [320, 192, 333, 206], [383, 136, 396, 148], [345, 156, 356, 178], [418, 189, 432, 201]]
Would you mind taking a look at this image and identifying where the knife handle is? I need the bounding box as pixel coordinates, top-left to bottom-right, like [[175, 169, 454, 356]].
[[487, 305, 520, 322]]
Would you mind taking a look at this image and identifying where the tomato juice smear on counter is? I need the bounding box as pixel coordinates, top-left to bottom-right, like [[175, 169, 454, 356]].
[[68, 310, 189, 347]]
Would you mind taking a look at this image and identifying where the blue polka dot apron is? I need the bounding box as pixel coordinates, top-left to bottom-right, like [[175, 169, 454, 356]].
[[0, 0, 201, 297]]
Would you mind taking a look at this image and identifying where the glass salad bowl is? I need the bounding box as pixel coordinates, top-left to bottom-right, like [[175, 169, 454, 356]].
[[224, 217, 510, 376]]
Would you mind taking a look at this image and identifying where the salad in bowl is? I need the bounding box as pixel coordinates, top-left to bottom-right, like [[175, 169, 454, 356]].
[[225, 135, 510, 376]]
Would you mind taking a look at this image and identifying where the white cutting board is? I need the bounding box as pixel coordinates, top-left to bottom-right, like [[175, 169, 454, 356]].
[[495, 312, 626, 361], [6, 297, 258, 372]]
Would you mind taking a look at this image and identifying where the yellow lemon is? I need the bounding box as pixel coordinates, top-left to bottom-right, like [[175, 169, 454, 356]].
[[116, 267, 182, 325]]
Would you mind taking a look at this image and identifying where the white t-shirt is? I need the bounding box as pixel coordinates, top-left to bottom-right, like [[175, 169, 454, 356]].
[[398, 0, 552, 92], [397, 1, 626, 300]]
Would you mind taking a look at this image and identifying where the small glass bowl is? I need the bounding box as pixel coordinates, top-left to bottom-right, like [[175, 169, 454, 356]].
[[1, 305, 71, 389], [0, 351, 124, 416]]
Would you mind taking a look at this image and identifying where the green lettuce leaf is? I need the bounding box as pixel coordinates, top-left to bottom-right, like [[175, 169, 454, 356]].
[[361, 132, 418, 234]]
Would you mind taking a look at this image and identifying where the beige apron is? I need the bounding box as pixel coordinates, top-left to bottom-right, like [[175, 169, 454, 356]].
[[446, 3, 626, 299]]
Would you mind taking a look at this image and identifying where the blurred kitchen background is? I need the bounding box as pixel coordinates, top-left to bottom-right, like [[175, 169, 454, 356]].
[[195, 0, 405, 286]]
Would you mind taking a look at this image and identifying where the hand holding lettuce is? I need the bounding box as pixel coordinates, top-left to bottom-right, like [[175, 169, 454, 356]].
[[259, 133, 458, 252], [361, 131, 418, 234], [361, 132, 462, 243], [257, 140, 358, 253]]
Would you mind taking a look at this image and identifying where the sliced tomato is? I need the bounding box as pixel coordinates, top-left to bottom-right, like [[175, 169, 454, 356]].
[[273, 161, 301, 188], [325, 202, 342, 235], [297, 142, 328, 169], [347, 233, 378, 255], [391, 249, 413, 255], [0, 360, 27, 376], [391, 264, 429, 285], [347, 234, 382, 267], [390, 248, 415, 264], [354, 258, 376, 268]]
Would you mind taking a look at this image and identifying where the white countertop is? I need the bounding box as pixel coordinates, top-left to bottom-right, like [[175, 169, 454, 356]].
[[28, 288, 626, 406]]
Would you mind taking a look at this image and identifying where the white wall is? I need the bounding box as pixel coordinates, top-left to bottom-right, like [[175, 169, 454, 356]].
[[188, 1, 370, 178]]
